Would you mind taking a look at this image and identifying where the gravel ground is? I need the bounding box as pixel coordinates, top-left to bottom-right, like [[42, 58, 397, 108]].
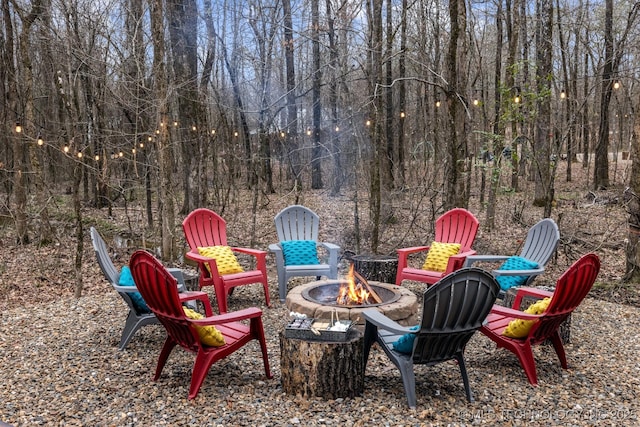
[[1, 279, 639, 427]]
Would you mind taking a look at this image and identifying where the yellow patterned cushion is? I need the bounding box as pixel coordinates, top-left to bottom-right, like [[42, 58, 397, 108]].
[[422, 241, 461, 272], [197, 246, 244, 275], [502, 297, 552, 338], [183, 307, 226, 347]]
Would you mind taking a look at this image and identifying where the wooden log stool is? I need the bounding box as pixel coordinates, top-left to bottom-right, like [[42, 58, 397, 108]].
[[351, 254, 398, 284], [279, 330, 364, 399], [503, 287, 571, 344]]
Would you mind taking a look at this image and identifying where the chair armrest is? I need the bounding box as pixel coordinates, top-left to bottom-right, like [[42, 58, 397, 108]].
[[113, 284, 140, 293], [491, 267, 545, 277], [464, 254, 510, 268], [444, 249, 477, 274], [268, 243, 282, 253], [397, 246, 431, 256], [232, 247, 267, 259], [489, 304, 543, 321], [319, 242, 340, 251], [511, 286, 554, 309], [190, 307, 263, 326], [363, 309, 416, 335]]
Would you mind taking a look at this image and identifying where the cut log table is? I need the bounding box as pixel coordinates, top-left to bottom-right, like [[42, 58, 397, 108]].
[[279, 329, 364, 399], [351, 254, 398, 284]]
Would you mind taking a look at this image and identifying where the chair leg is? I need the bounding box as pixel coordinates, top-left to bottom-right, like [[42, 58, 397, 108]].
[[456, 354, 474, 403], [514, 342, 539, 386], [154, 337, 177, 381], [278, 274, 288, 302], [119, 311, 156, 350], [362, 322, 378, 370], [251, 317, 273, 379], [397, 359, 417, 409], [261, 277, 271, 308], [188, 351, 216, 400], [549, 332, 568, 369]]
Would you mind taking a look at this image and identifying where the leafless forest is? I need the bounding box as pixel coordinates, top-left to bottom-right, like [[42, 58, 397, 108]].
[[2, 0, 640, 297]]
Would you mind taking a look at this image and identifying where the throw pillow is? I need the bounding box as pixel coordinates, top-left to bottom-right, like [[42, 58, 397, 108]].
[[183, 307, 226, 347], [422, 241, 461, 272], [197, 246, 244, 275], [281, 240, 320, 266], [495, 256, 540, 291], [118, 266, 150, 313], [502, 297, 552, 338], [392, 325, 420, 354]]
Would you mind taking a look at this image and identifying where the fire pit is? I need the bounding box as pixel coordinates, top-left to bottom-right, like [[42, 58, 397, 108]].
[[286, 268, 418, 326]]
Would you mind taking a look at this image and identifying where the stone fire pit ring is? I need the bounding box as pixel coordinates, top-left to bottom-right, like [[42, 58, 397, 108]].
[[286, 280, 419, 326]]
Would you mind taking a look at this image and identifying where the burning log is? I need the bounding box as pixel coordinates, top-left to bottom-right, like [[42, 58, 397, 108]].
[[353, 269, 383, 304]]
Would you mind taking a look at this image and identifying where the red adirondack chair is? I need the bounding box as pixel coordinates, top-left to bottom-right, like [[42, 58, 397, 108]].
[[480, 253, 600, 385], [395, 208, 479, 286], [129, 250, 272, 400], [182, 208, 270, 313]]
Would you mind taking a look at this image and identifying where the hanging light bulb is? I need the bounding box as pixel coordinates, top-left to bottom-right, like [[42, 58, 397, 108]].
[[365, 120, 371, 126], [173, 121, 178, 127], [280, 131, 286, 138], [15, 123, 22, 133], [513, 86, 521, 104], [37, 135, 44, 146], [234, 131, 239, 137], [306, 129, 312, 136], [94, 154, 100, 161], [139, 142, 144, 148], [132, 148, 136, 154], [613, 80, 620, 90], [211, 129, 216, 135], [400, 111, 405, 118], [118, 151, 124, 157], [77, 152, 83, 158], [63, 145, 70, 153], [335, 126, 340, 132], [435, 100, 441, 108], [560, 88, 566, 99]]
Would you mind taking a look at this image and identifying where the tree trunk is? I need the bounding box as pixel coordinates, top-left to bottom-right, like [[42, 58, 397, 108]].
[[533, 0, 553, 213], [311, 0, 323, 190], [594, 0, 613, 190]]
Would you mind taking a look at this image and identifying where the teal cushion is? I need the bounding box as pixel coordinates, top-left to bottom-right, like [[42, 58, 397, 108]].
[[119, 266, 150, 313], [392, 325, 420, 354], [281, 240, 320, 266], [495, 256, 539, 291]]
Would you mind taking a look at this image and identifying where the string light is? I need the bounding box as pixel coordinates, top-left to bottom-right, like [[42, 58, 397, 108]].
[[192, 125, 197, 131], [94, 155, 100, 161], [613, 80, 620, 90], [435, 100, 441, 108], [139, 142, 144, 148], [37, 135, 44, 146], [173, 121, 178, 127], [155, 129, 160, 134], [365, 120, 371, 126], [76, 152, 83, 158], [118, 151, 124, 157], [335, 126, 340, 132], [280, 131, 285, 138], [132, 148, 136, 154], [399, 111, 405, 118], [234, 131, 238, 137], [513, 87, 521, 104], [15, 123, 22, 133], [560, 88, 566, 99], [211, 129, 216, 135], [63, 145, 70, 153], [306, 129, 312, 136]]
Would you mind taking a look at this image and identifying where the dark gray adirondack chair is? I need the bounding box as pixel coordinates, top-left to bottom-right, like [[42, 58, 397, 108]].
[[464, 218, 560, 296], [90, 227, 190, 350], [362, 267, 500, 408], [269, 205, 340, 302]]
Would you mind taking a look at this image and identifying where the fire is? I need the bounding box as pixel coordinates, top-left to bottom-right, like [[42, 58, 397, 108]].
[[336, 264, 371, 305]]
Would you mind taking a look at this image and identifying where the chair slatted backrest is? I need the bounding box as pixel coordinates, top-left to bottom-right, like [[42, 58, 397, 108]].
[[520, 218, 560, 266], [413, 267, 499, 364], [274, 205, 320, 242], [183, 208, 228, 250], [529, 253, 600, 345], [129, 251, 200, 353], [434, 208, 479, 250], [90, 227, 120, 285]]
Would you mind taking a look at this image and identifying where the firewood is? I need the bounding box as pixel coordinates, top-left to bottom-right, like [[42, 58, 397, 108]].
[[354, 270, 383, 304]]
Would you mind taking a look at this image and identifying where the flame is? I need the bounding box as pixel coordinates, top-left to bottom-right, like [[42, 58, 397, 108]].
[[336, 264, 370, 305]]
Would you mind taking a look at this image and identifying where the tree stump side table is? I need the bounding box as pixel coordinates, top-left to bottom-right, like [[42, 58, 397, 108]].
[[279, 329, 364, 399], [503, 287, 571, 344], [351, 254, 398, 284]]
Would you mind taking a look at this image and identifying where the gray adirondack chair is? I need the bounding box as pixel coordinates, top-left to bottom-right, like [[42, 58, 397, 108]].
[[464, 218, 560, 296], [362, 267, 500, 408], [269, 205, 340, 302], [90, 227, 190, 350]]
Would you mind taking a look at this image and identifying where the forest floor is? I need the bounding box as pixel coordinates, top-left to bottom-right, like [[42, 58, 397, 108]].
[[1, 158, 640, 426]]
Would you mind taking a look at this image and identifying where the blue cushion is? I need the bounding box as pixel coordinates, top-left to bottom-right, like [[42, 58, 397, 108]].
[[281, 240, 320, 266], [495, 256, 540, 291], [119, 266, 150, 313], [392, 325, 420, 354]]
